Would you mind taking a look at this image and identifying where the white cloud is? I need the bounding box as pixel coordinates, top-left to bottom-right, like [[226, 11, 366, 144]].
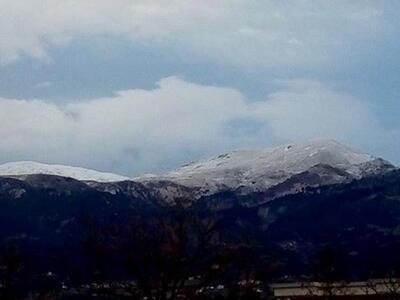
[[252, 80, 381, 146], [0, 77, 396, 175], [0, 0, 385, 67]]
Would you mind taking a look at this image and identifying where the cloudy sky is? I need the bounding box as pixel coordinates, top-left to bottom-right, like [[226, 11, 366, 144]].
[[0, 1, 399, 175]]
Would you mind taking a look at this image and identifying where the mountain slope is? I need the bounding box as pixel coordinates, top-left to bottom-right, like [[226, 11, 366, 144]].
[[0, 163, 399, 283], [0, 140, 395, 200], [144, 139, 394, 195], [0, 161, 129, 182], [0, 141, 398, 286]]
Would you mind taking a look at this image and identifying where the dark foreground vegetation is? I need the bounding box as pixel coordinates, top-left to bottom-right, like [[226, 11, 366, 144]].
[[0, 169, 400, 299]]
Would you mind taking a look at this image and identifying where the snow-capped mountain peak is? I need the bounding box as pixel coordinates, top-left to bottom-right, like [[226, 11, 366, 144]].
[[0, 161, 130, 182], [149, 139, 392, 195], [0, 140, 394, 197], [168, 139, 373, 177]]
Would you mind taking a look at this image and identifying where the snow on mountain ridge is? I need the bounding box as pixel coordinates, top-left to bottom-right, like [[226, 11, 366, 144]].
[[169, 139, 373, 176], [0, 140, 392, 192], [160, 139, 383, 194], [0, 161, 129, 182]]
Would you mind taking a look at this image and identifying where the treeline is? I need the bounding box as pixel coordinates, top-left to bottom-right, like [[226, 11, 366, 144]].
[[1, 200, 400, 300], [0, 203, 275, 299]]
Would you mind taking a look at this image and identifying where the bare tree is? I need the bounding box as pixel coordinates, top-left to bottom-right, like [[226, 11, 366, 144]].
[[124, 203, 222, 300], [366, 276, 400, 300], [366, 240, 400, 299], [303, 246, 349, 299]]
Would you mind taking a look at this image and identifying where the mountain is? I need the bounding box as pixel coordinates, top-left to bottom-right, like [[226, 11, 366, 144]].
[[1, 140, 395, 202], [0, 140, 399, 294], [194, 168, 400, 278], [0, 161, 129, 182], [140, 139, 395, 196]]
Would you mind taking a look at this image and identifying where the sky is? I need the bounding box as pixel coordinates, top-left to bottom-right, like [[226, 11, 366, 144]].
[[0, 0, 399, 176]]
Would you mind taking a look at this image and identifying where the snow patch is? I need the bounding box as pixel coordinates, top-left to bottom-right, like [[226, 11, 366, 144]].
[[141, 139, 381, 195], [0, 161, 130, 182]]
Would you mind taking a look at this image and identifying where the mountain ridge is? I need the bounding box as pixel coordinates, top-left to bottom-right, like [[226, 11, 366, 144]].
[[142, 139, 395, 196], [0, 140, 396, 199], [0, 143, 399, 288], [0, 161, 129, 182]]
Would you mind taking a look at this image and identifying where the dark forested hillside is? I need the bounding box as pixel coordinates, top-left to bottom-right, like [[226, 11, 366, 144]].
[[0, 170, 399, 298]]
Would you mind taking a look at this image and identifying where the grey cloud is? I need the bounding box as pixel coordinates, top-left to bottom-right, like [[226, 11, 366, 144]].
[[0, 1, 388, 68]]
